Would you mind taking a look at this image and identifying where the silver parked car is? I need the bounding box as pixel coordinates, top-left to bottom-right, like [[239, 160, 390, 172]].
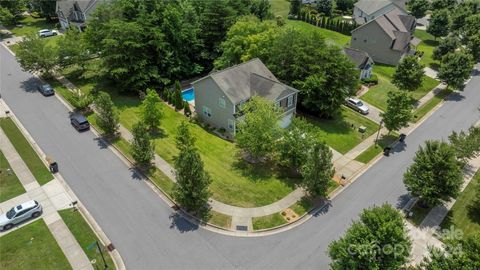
[[0, 200, 42, 231], [38, 29, 57, 38], [345, 97, 369, 115]]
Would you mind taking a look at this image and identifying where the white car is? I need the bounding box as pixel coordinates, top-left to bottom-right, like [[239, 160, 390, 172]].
[[0, 200, 42, 231], [38, 29, 58, 38], [345, 98, 369, 115]]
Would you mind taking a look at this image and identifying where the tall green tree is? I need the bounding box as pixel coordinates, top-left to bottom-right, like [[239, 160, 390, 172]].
[[140, 89, 163, 131], [438, 52, 474, 91], [0, 0, 26, 23], [392, 55, 425, 91], [130, 121, 155, 167], [450, 2, 476, 31], [175, 121, 196, 152], [329, 204, 412, 270], [420, 233, 480, 269], [57, 28, 90, 70], [430, 0, 457, 10], [277, 117, 316, 170], [381, 91, 415, 133], [251, 0, 272, 21], [462, 14, 480, 62], [236, 96, 283, 161], [30, 0, 57, 21], [317, 0, 333, 16], [173, 122, 211, 217], [0, 6, 15, 25], [290, 0, 301, 16], [94, 91, 119, 136], [336, 0, 355, 13], [448, 125, 480, 163], [404, 140, 463, 207], [427, 9, 451, 39], [173, 81, 184, 111], [15, 35, 58, 78], [408, 0, 430, 19], [300, 140, 334, 197], [432, 36, 459, 61]]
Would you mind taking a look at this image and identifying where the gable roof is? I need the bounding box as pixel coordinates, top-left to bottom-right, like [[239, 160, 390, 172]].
[[343, 48, 373, 69], [193, 58, 298, 104], [56, 0, 102, 18], [354, 0, 407, 15]]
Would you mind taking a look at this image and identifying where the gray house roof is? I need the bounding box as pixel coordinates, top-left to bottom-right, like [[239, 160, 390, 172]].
[[193, 59, 298, 104], [354, 0, 407, 15], [343, 48, 373, 69], [56, 0, 102, 19], [352, 8, 416, 52]]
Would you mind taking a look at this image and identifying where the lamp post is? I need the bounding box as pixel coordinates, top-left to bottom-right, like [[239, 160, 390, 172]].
[[96, 241, 108, 269], [375, 120, 383, 146]]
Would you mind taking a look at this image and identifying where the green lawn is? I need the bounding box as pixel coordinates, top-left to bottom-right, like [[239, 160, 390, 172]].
[[306, 107, 379, 154], [0, 219, 72, 270], [252, 212, 287, 230], [414, 30, 440, 70], [208, 211, 232, 228], [286, 20, 351, 47], [6, 15, 58, 37], [59, 209, 115, 269], [354, 134, 398, 163], [270, 0, 290, 18], [0, 118, 53, 185], [0, 151, 26, 203], [408, 204, 432, 226], [441, 170, 480, 238], [361, 64, 440, 111], [412, 89, 451, 122], [290, 197, 313, 216]]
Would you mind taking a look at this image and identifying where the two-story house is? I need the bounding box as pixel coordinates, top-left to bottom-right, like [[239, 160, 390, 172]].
[[192, 58, 299, 137], [56, 0, 104, 30], [353, 0, 408, 25], [350, 8, 420, 65]]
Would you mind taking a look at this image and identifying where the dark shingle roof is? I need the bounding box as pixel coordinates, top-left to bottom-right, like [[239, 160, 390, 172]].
[[343, 48, 373, 69]]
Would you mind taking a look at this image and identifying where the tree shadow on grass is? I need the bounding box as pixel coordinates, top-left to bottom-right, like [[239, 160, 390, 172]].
[[423, 39, 439, 47]]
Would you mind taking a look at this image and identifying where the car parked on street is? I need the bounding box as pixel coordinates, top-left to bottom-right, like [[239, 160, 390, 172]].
[[38, 29, 58, 38], [345, 97, 369, 115], [0, 200, 42, 231], [37, 83, 55, 96], [70, 113, 90, 131]]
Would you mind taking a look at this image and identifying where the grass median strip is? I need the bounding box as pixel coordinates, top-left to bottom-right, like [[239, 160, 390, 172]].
[[208, 211, 232, 228], [0, 118, 53, 185], [0, 150, 26, 203], [59, 209, 115, 270], [0, 219, 72, 270], [354, 134, 398, 164], [252, 213, 287, 231]]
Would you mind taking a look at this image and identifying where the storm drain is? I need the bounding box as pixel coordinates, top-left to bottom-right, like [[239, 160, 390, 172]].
[[236, 225, 248, 231]]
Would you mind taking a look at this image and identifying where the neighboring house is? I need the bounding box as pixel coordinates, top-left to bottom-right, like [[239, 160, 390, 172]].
[[192, 58, 299, 137], [56, 0, 104, 30], [302, 0, 317, 4], [343, 48, 375, 80], [350, 8, 420, 65], [353, 0, 408, 25]]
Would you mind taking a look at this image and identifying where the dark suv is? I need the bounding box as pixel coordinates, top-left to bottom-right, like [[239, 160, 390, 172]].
[[37, 83, 55, 96], [70, 113, 90, 131]]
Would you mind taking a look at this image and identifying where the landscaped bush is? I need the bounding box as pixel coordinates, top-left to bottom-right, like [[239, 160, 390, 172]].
[[361, 74, 378, 85]]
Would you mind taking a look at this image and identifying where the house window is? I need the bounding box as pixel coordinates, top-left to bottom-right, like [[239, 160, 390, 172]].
[[228, 119, 235, 130], [287, 95, 294, 107], [218, 97, 226, 108], [275, 101, 280, 107], [202, 106, 211, 117]]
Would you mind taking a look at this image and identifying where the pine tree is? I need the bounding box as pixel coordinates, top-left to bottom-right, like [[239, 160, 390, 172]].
[[173, 80, 184, 110], [140, 88, 163, 131], [183, 101, 192, 117], [94, 91, 119, 136]]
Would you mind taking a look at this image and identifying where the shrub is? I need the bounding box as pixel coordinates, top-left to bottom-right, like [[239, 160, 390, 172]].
[[361, 74, 378, 85]]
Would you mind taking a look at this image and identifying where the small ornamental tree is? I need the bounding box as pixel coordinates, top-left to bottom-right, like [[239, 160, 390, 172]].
[[392, 55, 425, 91], [173, 81, 183, 111], [130, 121, 155, 167], [427, 9, 451, 39], [300, 140, 334, 197], [69, 92, 93, 112], [276, 117, 316, 171], [438, 52, 474, 91], [15, 35, 58, 78], [175, 121, 196, 152], [236, 96, 283, 161], [173, 122, 211, 217], [329, 204, 412, 270], [289, 0, 301, 16], [381, 91, 414, 133], [317, 0, 333, 16], [407, 0, 430, 18], [94, 91, 119, 136], [183, 101, 192, 117], [433, 36, 459, 61], [140, 88, 163, 131], [403, 140, 463, 207], [448, 125, 480, 163]]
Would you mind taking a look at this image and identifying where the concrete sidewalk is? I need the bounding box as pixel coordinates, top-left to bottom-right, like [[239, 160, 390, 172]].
[[0, 126, 93, 270]]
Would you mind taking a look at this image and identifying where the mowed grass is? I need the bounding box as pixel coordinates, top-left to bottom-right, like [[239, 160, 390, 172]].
[[252, 212, 287, 230], [0, 219, 71, 270], [0, 118, 53, 185], [286, 20, 351, 47], [59, 209, 115, 269], [412, 89, 451, 122], [208, 211, 232, 228], [6, 15, 58, 37], [354, 134, 398, 163], [270, 0, 290, 18], [414, 30, 440, 70], [0, 151, 26, 203], [306, 107, 379, 154], [361, 64, 440, 112], [441, 170, 480, 238]]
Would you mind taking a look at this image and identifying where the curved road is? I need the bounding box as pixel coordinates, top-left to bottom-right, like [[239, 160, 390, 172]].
[[1, 45, 479, 269]]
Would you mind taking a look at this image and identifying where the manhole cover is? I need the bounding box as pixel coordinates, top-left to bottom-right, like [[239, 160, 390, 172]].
[[236, 225, 248, 231]]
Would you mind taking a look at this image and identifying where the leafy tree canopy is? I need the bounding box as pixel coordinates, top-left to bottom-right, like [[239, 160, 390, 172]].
[[381, 91, 415, 133], [392, 55, 425, 91], [438, 51, 474, 91]]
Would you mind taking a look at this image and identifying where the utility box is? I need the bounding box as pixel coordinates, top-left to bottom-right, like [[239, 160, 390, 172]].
[[358, 126, 367, 133]]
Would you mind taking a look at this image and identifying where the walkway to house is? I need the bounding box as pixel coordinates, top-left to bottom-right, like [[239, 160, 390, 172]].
[[0, 120, 93, 270]]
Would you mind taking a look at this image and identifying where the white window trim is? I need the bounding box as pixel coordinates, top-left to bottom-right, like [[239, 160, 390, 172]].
[[287, 95, 294, 107], [202, 106, 212, 118], [218, 97, 226, 108]]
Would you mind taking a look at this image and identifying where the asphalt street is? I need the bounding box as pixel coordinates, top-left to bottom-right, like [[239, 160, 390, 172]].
[[1, 44, 479, 270]]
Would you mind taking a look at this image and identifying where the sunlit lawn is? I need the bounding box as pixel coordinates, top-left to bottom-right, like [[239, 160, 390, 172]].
[[6, 15, 58, 37], [414, 30, 440, 70], [270, 0, 290, 18], [286, 20, 351, 47]]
